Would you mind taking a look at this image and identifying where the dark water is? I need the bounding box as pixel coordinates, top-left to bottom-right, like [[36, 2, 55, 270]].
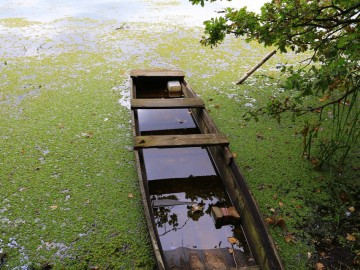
[[141, 147, 216, 180], [150, 176, 234, 250], [141, 147, 256, 268], [137, 109, 199, 135], [134, 76, 184, 99]]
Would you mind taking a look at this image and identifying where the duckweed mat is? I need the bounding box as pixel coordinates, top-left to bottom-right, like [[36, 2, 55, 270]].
[[1, 10, 359, 270]]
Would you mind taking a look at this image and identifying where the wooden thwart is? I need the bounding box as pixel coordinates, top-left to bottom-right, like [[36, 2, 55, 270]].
[[130, 69, 184, 78], [131, 98, 205, 109], [134, 134, 229, 149]]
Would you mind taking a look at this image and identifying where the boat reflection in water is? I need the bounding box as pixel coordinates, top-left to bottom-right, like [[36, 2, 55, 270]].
[[140, 147, 257, 269]]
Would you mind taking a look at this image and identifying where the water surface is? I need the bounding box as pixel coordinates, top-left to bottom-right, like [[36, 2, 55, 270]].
[[0, 0, 267, 25]]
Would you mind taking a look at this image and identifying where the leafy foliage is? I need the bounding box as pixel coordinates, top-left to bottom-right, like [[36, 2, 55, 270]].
[[194, 0, 360, 167]]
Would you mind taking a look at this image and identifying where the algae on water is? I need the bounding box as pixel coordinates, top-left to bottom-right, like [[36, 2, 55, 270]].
[[1, 3, 356, 269]]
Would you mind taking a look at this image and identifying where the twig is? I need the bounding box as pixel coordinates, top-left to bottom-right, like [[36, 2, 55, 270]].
[[236, 50, 277, 84], [159, 218, 191, 236]]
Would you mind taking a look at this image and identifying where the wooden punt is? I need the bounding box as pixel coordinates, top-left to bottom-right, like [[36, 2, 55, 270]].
[[130, 69, 284, 270]]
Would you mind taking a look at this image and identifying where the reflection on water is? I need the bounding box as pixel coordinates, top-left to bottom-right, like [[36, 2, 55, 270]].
[[0, 0, 149, 23], [0, 0, 267, 25], [141, 146, 255, 263], [149, 174, 256, 268], [0, 0, 268, 59], [141, 147, 217, 181], [150, 176, 230, 250], [150, 176, 229, 203], [137, 109, 199, 135]]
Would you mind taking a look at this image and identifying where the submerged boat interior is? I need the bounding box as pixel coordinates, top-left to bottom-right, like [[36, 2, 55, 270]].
[[130, 70, 283, 270], [141, 147, 258, 269]]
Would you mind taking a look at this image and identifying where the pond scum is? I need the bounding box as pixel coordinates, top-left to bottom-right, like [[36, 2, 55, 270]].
[[1, 15, 359, 270]]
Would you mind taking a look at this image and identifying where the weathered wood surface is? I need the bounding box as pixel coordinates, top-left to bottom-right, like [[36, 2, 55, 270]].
[[208, 145, 284, 270], [134, 134, 229, 150], [190, 108, 220, 135], [134, 134, 229, 149], [131, 98, 205, 109], [130, 69, 184, 78], [164, 247, 260, 270]]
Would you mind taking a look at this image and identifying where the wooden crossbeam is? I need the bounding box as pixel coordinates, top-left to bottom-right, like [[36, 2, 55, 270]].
[[130, 69, 184, 78], [134, 134, 229, 149], [131, 98, 205, 109]]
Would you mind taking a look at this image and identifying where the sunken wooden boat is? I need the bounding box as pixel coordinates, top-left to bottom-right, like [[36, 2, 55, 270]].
[[130, 69, 284, 270]]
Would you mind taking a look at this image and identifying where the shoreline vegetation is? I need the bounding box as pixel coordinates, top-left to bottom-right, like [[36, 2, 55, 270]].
[[1, 3, 358, 269]]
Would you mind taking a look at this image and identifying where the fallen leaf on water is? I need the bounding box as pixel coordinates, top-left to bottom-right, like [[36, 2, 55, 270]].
[[191, 204, 204, 213], [307, 252, 312, 259], [49, 205, 58, 210], [266, 216, 287, 231], [319, 95, 330, 102], [284, 233, 296, 243], [266, 217, 275, 225], [315, 262, 325, 270], [346, 233, 356, 242], [319, 251, 327, 258], [227, 237, 239, 245], [276, 218, 287, 231], [256, 133, 264, 140], [81, 132, 93, 138], [310, 158, 320, 166], [340, 192, 349, 202]]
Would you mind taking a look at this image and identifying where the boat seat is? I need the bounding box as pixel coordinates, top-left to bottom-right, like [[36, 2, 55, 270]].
[[133, 134, 229, 149], [131, 98, 205, 109]]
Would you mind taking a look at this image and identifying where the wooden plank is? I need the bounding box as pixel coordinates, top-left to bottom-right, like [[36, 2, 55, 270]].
[[133, 151, 167, 270], [134, 134, 229, 149], [131, 98, 205, 109], [191, 107, 220, 135], [130, 69, 184, 78], [207, 145, 285, 270]]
